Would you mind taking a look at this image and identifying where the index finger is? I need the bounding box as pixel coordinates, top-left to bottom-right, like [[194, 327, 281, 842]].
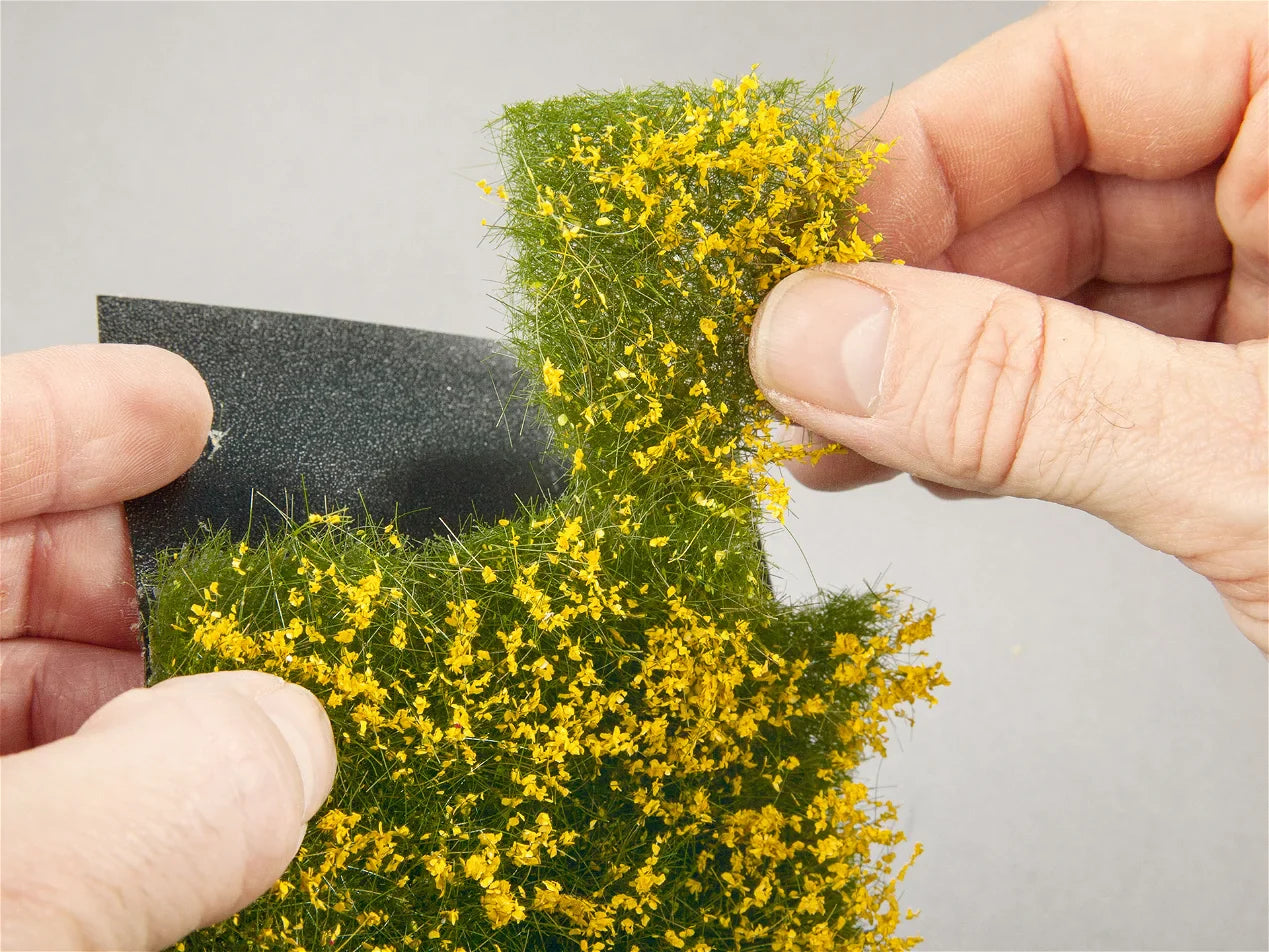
[[1, 344, 212, 522], [855, 1, 1266, 265]]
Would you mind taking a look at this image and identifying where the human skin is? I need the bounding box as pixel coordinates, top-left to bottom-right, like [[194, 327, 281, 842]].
[[751, 1, 1268, 651], [0, 344, 337, 950]]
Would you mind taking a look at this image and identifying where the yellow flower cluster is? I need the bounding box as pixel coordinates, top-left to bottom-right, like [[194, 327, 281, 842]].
[[498, 69, 893, 526], [156, 70, 945, 952]]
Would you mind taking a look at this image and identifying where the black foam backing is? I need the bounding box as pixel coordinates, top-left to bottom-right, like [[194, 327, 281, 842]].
[[97, 296, 563, 591]]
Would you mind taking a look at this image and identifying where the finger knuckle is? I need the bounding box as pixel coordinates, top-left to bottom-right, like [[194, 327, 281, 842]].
[[935, 288, 1047, 491]]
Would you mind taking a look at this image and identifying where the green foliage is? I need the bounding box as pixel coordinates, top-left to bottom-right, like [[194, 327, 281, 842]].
[[151, 71, 944, 952]]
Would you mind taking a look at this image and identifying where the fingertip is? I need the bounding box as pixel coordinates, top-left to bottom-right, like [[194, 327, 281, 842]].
[[910, 475, 993, 501], [0, 344, 215, 520], [785, 448, 899, 492], [150, 670, 337, 819], [15, 671, 340, 945], [249, 679, 338, 819], [152, 344, 214, 442], [110, 344, 214, 477]]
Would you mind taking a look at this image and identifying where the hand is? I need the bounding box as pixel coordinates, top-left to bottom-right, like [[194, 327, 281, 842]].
[[0, 345, 337, 950], [750, 2, 1268, 651]]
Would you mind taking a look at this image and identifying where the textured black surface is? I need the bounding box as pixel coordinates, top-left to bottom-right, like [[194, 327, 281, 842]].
[[98, 296, 564, 587]]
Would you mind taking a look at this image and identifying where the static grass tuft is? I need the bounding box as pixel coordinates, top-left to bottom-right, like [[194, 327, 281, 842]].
[[154, 70, 945, 952]]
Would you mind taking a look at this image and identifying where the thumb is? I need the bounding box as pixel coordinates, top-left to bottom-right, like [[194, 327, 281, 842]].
[[750, 262, 1267, 566], [0, 670, 337, 951]]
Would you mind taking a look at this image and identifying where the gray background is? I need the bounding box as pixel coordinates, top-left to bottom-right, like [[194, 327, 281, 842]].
[[2, 3, 1265, 950]]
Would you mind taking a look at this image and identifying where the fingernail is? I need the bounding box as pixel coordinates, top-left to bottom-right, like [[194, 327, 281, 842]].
[[254, 681, 337, 818], [752, 269, 893, 416]]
